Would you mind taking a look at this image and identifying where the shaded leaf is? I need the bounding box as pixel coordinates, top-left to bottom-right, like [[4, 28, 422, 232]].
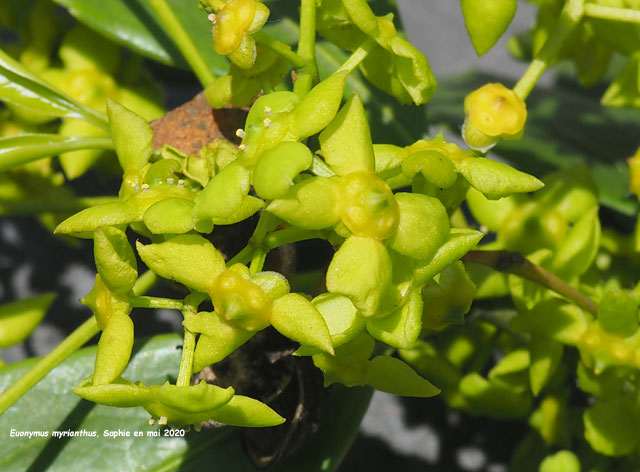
[[53, 0, 228, 74], [0, 48, 108, 130], [0, 334, 372, 471]]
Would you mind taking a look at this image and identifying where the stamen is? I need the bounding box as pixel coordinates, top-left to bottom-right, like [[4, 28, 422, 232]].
[[235, 128, 246, 138]]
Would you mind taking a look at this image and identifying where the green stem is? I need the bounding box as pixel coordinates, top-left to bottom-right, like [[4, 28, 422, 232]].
[[462, 249, 598, 316], [248, 212, 279, 274], [254, 31, 306, 68], [513, 0, 585, 100], [249, 249, 267, 275], [265, 227, 324, 251], [227, 245, 255, 267], [584, 3, 640, 23], [129, 296, 184, 310], [147, 0, 216, 87], [176, 293, 206, 386], [293, 0, 318, 96], [339, 38, 377, 74], [132, 270, 157, 296], [0, 316, 99, 415]]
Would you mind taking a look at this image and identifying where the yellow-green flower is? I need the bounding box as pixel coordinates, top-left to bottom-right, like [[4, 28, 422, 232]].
[[211, 0, 270, 69], [463, 83, 527, 151]]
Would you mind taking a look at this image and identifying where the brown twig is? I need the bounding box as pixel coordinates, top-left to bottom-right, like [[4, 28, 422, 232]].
[[462, 250, 599, 316]]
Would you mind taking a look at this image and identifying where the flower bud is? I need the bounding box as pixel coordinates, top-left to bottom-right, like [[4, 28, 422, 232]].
[[463, 83, 527, 151]]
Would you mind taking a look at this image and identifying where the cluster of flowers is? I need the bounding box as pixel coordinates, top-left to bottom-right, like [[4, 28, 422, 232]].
[[54, 0, 540, 427]]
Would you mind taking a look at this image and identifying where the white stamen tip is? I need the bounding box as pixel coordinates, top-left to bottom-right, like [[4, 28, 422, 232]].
[[141, 183, 150, 191], [177, 179, 185, 186], [158, 416, 168, 426], [148, 419, 156, 426], [262, 117, 272, 128], [208, 13, 217, 23], [263, 106, 272, 116], [166, 178, 175, 185], [238, 144, 247, 151], [235, 128, 246, 138]]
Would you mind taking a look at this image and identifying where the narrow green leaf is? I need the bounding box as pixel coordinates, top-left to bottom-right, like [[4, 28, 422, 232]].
[[53, 0, 229, 74], [0, 48, 108, 130], [0, 134, 113, 172]]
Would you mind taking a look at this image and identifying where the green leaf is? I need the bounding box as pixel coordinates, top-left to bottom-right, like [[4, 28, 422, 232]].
[[0, 294, 55, 349], [52, 0, 229, 74], [93, 313, 134, 385], [312, 293, 365, 348], [459, 372, 532, 419], [143, 197, 195, 235], [551, 206, 600, 279], [253, 142, 313, 200], [271, 293, 334, 355], [584, 397, 640, 456], [461, 0, 517, 56], [193, 162, 250, 224], [107, 100, 152, 174], [539, 450, 581, 472], [94, 226, 138, 294], [429, 71, 640, 215], [366, 288, 422, 349], [458, 157, 544, 199], [0, 48, 108, 130], [529, 336, 563, 396], [55, 201, 140, 238], [0, 134, 113, 173], [326, 236, 392, 317], [188, 313, 255, 371], [267, 177, 342, 230], [510, 298, 592, 345], [597, 287, 639, 338], [136, 234, 226, 294], [364, 356, 440, 397], [0, 334, 371, 472], [413, 228, 484, 286], [602, 53, 640, 108], [388, 193, 450, 260], [489, 349, 530, 379], [319, 92, 375, 176]]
